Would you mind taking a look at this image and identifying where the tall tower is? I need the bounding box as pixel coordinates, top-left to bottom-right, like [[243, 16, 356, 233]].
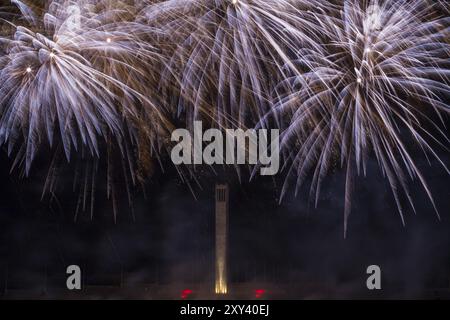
[[215, 184, 229, 295]]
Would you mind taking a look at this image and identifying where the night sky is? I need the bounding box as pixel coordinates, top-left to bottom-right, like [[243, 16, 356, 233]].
[[0, 124, 449, 299]]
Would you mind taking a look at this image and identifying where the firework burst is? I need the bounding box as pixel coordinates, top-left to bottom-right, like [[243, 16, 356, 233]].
[[0, 0, 171, 174], [275, 0, 449, 236], [0, 0, 176, 219], [0, 1, 448, 229], [276, 1, 450, 233], [141, 0, 332, 130]]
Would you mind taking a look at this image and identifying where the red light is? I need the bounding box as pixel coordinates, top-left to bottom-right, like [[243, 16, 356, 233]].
[[181, 289, 193, 299], [255, 289, 266, 299]]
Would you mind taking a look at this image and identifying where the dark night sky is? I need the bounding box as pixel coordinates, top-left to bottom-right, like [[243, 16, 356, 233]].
[[0, 124, 449, 299]]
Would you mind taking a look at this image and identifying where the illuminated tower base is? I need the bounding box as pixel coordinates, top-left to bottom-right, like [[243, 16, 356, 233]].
[[215, 184, 228, 295]]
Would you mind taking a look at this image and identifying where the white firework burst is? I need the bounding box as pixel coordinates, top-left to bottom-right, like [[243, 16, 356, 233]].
[[0, 0, 171, 174], [141, 0, 332, 130], [275, 0, 450, 236]]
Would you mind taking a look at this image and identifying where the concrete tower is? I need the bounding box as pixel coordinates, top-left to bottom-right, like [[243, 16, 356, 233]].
[[215, 184, 229, 295]]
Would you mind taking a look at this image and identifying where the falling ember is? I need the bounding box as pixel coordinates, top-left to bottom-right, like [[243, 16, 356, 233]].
[[215, 184, 229, 295]]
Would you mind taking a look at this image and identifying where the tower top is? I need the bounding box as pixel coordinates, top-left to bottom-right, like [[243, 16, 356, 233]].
[[216, 184, 228, 203]]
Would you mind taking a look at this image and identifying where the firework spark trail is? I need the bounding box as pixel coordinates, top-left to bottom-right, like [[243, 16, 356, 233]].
[[274, 0, 450, 236]]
